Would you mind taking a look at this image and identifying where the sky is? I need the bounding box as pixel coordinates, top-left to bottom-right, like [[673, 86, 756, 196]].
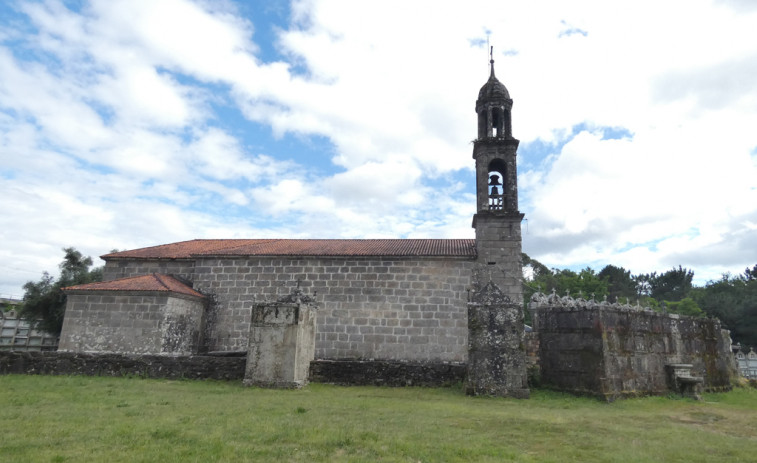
[[1, 0, 756, 298]]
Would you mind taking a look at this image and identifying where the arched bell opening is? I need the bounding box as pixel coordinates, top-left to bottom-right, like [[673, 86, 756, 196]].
[[491, 107, 504, 138], [477, 106, 508, 139], [478, 112, 487, 139], [487, 159, 506, 211]]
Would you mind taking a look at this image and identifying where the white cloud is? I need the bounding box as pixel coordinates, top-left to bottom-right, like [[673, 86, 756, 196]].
[[2, 0, 757, 296]]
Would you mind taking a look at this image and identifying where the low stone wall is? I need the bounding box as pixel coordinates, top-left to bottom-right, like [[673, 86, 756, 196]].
[[0, 351, 245, 380], [309, 359, 466, 387], [0, 352, 466, 387]]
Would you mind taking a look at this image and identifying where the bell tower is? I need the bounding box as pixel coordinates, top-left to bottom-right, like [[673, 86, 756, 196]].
[[472, 53, 524, 302]]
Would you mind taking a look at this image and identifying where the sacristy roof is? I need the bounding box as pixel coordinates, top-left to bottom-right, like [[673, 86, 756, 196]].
[[62, 273, 204, 298]]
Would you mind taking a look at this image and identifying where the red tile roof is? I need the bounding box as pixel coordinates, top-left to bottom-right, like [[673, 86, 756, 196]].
[[63, 273, 205, 299], [103, 239, 477, 259]]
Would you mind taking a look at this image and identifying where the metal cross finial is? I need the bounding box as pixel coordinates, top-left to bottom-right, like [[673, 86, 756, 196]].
[[489, 45, 495, 77]]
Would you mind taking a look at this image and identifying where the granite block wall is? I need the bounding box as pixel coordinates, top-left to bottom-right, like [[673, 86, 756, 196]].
[[532, 300, 736, 400], [196, 257, 473, 362], [465, 281, 529, 398], [59, 291, 205, 355], [473, 215, 523, 303], [103, 259, 196, 283], [103, 256, 474, 362]]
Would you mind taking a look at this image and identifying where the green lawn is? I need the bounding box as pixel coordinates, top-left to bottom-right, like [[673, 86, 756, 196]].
[[1, 375, 755, 462]]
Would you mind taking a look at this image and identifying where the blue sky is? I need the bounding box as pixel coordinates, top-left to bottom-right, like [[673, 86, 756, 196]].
[[1, 0, 757, 297]]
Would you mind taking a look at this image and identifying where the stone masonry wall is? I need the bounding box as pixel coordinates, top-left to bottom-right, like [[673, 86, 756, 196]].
[[103, 259, 196, 283], [0, 351, 245, 380], [532, 295, 735, 400], [193, 257, 473, 362], [59, 292, 205, 355], [473, 214, 523, 303]]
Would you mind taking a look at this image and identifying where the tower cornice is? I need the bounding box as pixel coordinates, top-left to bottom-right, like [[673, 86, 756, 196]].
[[473, 137, 519, 152]]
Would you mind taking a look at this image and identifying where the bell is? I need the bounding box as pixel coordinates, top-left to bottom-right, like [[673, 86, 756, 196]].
[[490, 186, 500, 196], [488, 174, 501, 186]]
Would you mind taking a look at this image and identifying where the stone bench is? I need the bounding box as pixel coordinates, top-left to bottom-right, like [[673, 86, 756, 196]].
[[665, 364, 704, 400]]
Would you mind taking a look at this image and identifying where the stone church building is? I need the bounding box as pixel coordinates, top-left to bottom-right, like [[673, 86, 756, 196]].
[[35, 60, 734, 399], [59, 61, 524, 367]]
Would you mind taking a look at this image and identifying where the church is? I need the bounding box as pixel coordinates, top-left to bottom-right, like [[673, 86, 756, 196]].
[[44, 59, 738, 399], [59, 60, 526, 369]]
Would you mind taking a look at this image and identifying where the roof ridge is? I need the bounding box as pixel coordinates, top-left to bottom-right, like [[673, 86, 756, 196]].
[[61, 273, 148, 291], [104, 238, 477, 259], [153, 273, 171, 291], [198, 238, 281, 254], [101, 239, 205, 258]]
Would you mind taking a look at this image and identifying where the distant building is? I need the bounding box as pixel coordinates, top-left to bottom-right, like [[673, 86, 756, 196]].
[[734, 345, 757, 379], [0, 305, 59, 352]]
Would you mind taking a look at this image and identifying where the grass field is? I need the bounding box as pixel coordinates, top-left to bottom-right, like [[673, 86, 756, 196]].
[[1, 375, 756, 462]]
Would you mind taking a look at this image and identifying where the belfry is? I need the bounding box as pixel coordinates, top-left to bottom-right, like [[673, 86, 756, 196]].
[[472, 53, 525, 302]]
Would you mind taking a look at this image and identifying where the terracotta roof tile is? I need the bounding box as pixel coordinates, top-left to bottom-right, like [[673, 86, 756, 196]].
[[104, 239, 477, 259], [102, 239, 278, 259], [63, 274, 204, 299]]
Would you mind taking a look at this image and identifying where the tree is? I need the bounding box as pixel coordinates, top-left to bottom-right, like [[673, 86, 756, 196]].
[[634, 273, 652, 298], [598, 265, 637, 302], [693, 270, 757, 347], [664, 297, 705, 317], [522, 253, 551, 281], [646, 266, 694, 302], [525, 264, 609, 301], [745, 265, 757, 281], [19, 247, 102, 334]]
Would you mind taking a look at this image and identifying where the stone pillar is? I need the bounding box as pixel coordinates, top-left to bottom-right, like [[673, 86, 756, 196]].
[[466, 280, 529, 398], [243, 288, 317, 388]]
